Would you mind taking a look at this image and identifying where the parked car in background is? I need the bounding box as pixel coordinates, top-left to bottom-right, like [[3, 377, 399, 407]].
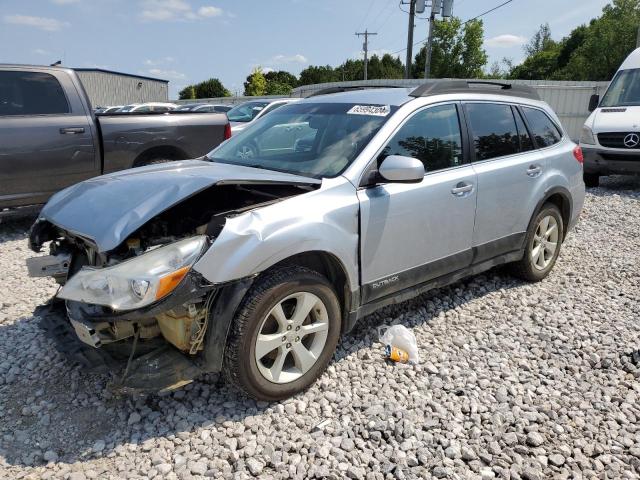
[[228, 98, 299, 133], [0, 65, 231, 213], [176, 103, 232, 113], [117, 102, 178, 113], [580, 47, 640, 187], [29, 81, 584, 400], [95, 105, 123, 114]]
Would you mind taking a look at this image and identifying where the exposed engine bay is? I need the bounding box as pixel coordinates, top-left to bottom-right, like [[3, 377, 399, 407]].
[[29, 179, 318, 391]]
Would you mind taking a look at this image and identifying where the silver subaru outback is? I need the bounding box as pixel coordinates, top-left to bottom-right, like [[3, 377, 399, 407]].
[[28, 81, 585, 400]]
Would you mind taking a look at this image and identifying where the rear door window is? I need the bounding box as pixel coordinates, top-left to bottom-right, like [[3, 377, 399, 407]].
[[522, 107, 562, 147], [465, 103, 519, 161], [0, 71, 69, 116]]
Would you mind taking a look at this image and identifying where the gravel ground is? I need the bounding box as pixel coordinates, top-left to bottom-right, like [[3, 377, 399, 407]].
[[0, 176, 639, 480]]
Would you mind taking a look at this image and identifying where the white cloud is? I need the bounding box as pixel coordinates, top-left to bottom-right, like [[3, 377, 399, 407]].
[[33, 48, 50, 55], [147, 68, 187, 80], [3, 14, 68, 31], [198, 6, 222, 17], [270, 54, 308, 65], [51, 0, 81, 4], [140, 0, 224, 21], [144, 56, 175, 66], [485, 34, 528, 48]]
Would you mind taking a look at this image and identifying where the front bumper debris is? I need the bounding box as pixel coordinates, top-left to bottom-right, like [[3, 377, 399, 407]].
[[37, 301, 203, 394]]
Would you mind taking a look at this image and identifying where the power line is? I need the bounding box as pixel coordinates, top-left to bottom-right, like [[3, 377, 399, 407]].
[[357, 0, 379, 33], [388, 0, 515, 56]]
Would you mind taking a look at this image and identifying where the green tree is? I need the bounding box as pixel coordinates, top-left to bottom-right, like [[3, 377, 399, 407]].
[[556, 0, 640, 80], [178, 85, 196, 100], [193, 78, 230, 98], [511, 1, 640, 81], [298, 65, 339, 86], [244, 67, 267, 96], [412, 18, 488, 78], [264, 70, 298, 95]]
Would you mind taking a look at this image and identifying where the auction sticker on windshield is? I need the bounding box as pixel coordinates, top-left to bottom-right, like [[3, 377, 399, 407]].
[[347, 105, 391, 116]]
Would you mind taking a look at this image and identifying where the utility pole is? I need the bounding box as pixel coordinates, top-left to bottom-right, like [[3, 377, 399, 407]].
[[356, 30, 377, 80], [404, 0, 416, 78], [424, 1, 439, 79]]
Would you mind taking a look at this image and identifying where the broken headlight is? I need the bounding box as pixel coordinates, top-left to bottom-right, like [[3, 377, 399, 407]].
[[58, 236, 207, 311]]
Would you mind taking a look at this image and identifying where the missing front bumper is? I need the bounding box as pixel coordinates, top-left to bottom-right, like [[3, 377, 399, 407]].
[[37, 301, 204, 394]]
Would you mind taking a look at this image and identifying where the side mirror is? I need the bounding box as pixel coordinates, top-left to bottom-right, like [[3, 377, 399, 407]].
[[588, 94, 599, 112], [378, 155, 425, 183]]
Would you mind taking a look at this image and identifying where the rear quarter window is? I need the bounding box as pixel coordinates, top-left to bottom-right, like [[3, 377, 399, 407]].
[[522, 107, 562, 147]]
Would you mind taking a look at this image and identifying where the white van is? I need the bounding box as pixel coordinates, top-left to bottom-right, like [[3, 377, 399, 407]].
[[580, 47, 640, 186]]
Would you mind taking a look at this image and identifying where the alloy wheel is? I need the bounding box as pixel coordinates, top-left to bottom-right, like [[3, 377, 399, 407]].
[[254, 292, 329, 384], [531, 215, 559, 270]]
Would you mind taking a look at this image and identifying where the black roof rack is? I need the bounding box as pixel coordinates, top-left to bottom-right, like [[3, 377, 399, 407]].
[[409, 80, 540, 100], [306, 85, 405, 98]]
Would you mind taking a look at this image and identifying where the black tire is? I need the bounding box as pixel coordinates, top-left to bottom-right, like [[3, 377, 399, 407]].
[[223, 266, 341, 401], [510, 203, 564, 282], [584, 172, 600, 188]]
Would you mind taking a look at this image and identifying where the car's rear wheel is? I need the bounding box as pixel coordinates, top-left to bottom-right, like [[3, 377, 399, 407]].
[[223, 266, 341, 401], [584, 172, 600, 188], [510, 203, 564, 282]]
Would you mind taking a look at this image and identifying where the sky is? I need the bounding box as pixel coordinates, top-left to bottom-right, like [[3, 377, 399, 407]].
[[0, 0, 613, 98]]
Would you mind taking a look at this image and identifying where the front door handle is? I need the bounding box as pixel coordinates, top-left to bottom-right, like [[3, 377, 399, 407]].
[[60, 127, 85, 134], [451, 182, 473, 196], [527, 165, 542, 177]]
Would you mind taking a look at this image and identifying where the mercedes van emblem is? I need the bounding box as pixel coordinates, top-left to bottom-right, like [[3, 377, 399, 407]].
[[623, 133, 639, 148]]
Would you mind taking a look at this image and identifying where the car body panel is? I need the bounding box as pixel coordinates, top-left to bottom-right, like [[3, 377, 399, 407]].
[[193, 176, 360, 293], [39, 160, 320, 253]]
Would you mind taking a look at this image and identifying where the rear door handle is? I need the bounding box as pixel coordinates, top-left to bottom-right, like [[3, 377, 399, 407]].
[[451, 182, 473, 196], [527, 165, 542, 177], [60, 127, 85, 134]]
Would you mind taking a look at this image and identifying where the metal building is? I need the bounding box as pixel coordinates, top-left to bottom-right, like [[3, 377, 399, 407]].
[[74, 68, 169, 108]]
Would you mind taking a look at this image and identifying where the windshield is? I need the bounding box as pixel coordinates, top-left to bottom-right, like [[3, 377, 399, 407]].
[[118, 105, 136, 112], [227, 101, 269, 122], [601, 68, 640, 107], [207, 102, 396, 178]]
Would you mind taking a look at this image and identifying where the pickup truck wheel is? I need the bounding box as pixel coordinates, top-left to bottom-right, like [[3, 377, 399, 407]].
[[583, 172, 600, 188], [223, 266, 341, 401], [510, 203, 564, 282]]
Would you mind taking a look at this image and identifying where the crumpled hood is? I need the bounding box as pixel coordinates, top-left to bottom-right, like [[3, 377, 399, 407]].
[[39, 159, 320, 252]]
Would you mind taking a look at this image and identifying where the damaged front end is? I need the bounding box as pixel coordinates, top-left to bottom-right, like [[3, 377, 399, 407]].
[[28, 161, 320, 393]]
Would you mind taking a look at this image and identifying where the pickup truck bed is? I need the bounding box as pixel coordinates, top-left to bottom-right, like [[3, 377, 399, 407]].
[[0, 64, 230, 211]]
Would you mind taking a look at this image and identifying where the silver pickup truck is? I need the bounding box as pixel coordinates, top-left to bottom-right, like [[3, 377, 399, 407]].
[[0, 64, 230, 213]]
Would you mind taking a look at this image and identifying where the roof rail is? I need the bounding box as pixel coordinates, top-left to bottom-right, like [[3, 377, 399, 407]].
[[409, 80, 541, 100], [306, 85, 405, 98]]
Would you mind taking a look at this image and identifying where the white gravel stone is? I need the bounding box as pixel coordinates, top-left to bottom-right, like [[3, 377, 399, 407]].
[[1, 178, 640, 480]]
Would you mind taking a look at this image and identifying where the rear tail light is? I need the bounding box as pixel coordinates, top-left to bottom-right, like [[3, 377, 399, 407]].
[[224, 123, 232, 140], [573, 145, 584, 164]]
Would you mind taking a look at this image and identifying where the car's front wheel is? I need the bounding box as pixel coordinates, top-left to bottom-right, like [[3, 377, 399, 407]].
[[223, 266, 341, 401], [511, 203, 564, 282]]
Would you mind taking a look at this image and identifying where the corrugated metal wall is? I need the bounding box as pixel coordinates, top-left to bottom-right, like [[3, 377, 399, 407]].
[[290, 79, 610, 140], [76, 70, 168, 108]]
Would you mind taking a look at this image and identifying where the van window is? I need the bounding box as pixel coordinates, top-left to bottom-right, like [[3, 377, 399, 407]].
[[522, 107, 562, 147], [466, 103, 519, 161], [0, 71, 69, 116], [379, 103, 463, 172], [601, 68, 640, 107]]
